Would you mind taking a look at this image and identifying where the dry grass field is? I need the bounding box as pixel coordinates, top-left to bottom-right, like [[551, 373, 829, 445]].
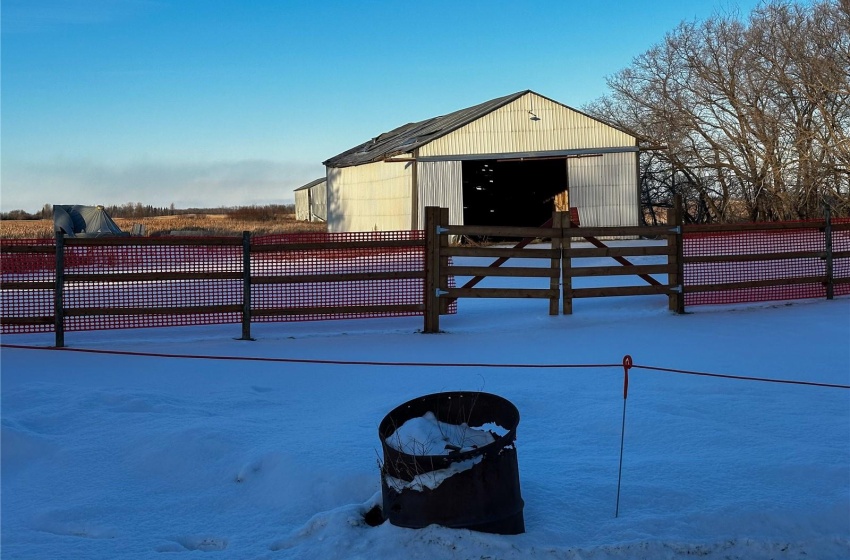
[[0, 213, 327, 239]]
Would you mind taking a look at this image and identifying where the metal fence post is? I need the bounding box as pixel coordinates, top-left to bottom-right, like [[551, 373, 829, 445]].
[[54, 232, 65, 348], [239, 231, 254, 340]]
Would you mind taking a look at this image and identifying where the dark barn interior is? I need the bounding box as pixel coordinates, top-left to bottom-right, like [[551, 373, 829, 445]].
[[461, 159, 568, 228]]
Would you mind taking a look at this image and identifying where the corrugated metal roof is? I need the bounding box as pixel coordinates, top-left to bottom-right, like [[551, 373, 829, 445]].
[[323, 91, 530, 168], [294, 177, 326, 191]]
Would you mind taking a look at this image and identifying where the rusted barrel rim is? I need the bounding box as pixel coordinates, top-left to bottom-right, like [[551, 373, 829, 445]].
[[379, 391, 519, 480]]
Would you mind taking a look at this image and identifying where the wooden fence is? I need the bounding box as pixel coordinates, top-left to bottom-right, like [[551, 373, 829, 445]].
[[681, 212, 850, 306], [422, 198, 846, 332], [1, 231, 430, 347], [2, 198, 845, 343]]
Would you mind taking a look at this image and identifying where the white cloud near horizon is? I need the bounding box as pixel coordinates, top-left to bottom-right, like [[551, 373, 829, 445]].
[[0, 158, 325, 213]]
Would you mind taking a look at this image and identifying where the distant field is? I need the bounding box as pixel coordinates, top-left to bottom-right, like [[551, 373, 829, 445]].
[[0, 213, 327, 239]]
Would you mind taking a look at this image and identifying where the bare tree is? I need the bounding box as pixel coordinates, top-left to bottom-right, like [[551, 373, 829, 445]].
[[586, 0, 849, 222]]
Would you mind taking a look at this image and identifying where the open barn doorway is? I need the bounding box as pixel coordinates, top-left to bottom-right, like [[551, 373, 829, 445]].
[[461, 158, 567, 228]]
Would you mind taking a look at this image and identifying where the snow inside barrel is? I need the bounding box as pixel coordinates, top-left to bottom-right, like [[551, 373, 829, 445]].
[[378, 391, 524, 534]]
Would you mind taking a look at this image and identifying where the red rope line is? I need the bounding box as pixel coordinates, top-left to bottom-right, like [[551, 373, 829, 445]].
[[1, 344, 847, 389], [630, 364, 850, 389], [0, 344, 616, 369]]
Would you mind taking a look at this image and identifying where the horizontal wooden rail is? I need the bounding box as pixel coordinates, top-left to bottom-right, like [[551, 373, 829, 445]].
[[0, 245, 55, 254], [570, 264, 673, 277], [685, 275, 825, 293], [64, 237, 242, 247], [444, 247, 560, 259], [567, 245, 672, 258], [442, 287, 558, 299], [1, 281, 55, 290], [64, 305, 242, 316], [446, 265, 558, 278], [64, 271, 242, 282], [438, 225, 675, 242], [0, 316, 55, 325], [684, 221, 826, 233], [441, 225, 561, 238], [571, 285, 671, 298], [251, 239, 424, 253], [251, 304, 424, 317], [252, 271, 423, 284], [834, 250, 850, 259], [567, 225, 675, 238], [684, 250, 823, 263]]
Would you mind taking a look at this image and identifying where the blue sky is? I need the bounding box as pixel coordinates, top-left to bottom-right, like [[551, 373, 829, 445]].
[[1, 0, 764, 213]]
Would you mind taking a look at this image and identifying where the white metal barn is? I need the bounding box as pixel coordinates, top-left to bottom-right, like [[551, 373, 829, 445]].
[[293, 178, 327, 222], [323, 90, 639, 233]]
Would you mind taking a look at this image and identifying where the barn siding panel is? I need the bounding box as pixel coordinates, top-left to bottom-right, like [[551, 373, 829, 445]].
[[568, 152, 638, 227], [417, 161, 464, 228], [310, 181, 328, 222], [327, 162, 412, 232], [294, 189, 310, 221]]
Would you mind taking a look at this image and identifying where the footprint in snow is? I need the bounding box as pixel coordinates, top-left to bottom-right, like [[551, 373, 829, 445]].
[[251, 386, 273, 393], [32, 517, 117, 540], [157, 535, 228, 552]]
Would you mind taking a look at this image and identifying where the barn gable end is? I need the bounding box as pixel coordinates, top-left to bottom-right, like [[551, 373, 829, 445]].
[[324, 90, 639, 233], [418, 92, 635, 158]]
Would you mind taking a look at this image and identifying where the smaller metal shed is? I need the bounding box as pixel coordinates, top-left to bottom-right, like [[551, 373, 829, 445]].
[[294, 178, 327, 222]]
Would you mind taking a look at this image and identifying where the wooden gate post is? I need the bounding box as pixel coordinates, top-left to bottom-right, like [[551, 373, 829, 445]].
[[549, 211, 560, 315], [668, 194, 685, 314], [423, 206, 441, 333], [555, 211, 572, 315], [54, 232, 65, 348]]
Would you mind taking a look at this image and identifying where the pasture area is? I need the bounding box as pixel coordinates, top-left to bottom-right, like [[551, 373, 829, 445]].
[[0, 213, 326, 239], [1, 255, 848, 559]]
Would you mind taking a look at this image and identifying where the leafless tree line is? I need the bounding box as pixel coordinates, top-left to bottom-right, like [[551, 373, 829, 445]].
[[0, 203, 297, 221], [586, 0, 849, 223]]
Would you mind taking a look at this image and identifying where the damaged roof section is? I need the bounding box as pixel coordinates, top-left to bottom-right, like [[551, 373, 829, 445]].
[[294, 177, 326, 191], [323, 91, 529, 168]]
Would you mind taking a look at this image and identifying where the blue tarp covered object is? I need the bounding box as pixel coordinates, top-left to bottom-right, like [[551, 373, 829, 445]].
[[53, 205, 129, 237]]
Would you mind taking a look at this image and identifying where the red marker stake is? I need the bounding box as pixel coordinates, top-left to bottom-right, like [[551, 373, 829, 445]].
[[615, 355, 632, 518]]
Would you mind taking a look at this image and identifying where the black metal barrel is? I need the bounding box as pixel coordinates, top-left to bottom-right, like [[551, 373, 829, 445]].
[[378, 391, 524, 534]]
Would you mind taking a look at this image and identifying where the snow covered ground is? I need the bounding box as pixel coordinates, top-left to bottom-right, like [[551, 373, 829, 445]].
[[2, 252, 849, 559]]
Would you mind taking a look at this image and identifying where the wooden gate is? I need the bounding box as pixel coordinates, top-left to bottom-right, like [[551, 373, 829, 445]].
[[423, 205, 683, 332]]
